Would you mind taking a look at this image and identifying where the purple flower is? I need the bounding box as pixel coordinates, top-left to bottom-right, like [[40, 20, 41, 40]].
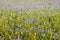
[[38, 30, 42, 32], [5, 4, 11, 11], [34, 19, 39, 22], [15, 28, 20, 32], [14, 5, 21, 11], [26, 30, 29, 33], [36, 5, 40, 10], [35, 28, 39, 30], [0, 37, 2, 40], [7, 4, 11, 8], [10, 16, 12, 19], [10, 29, 13, 33], [27, 19, 33, 24], [32, 27, 39, 31]]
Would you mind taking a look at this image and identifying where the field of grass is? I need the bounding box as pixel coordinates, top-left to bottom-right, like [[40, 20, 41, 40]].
[[0, 9, 60, 40]]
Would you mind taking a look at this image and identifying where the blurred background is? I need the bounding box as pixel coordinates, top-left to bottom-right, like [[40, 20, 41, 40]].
[[0, 0, 60, 10]]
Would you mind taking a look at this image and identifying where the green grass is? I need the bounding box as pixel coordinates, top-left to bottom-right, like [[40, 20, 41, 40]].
[[0, 9, 60, 40]]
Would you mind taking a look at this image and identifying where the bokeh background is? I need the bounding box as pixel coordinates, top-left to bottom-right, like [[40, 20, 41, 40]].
[[0, 0, 60, 10]]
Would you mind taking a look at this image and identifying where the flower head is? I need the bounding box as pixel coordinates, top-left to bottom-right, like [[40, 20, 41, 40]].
[[53, 33, 58, 39], [10, 29, 14, 33], [41, 33, 45, 37], [26, 30, 30, 33]]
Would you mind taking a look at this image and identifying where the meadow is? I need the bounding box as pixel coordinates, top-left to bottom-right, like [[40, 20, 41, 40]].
[[0, 8, 60, 40]]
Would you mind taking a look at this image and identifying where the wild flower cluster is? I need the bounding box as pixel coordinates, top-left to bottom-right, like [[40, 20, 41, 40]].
[[0, 9, 60, 40]]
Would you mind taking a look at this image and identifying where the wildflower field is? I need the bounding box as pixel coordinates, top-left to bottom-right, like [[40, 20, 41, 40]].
[[0, 0, 60, 40], [0, 8, 60, 40]]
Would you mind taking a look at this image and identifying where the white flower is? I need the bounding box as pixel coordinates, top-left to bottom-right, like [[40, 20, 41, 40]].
[[53, 33, 58, 39], [26, 30, 30, 33], [41, 33, 45, 37], [20, 29, 23, 32]]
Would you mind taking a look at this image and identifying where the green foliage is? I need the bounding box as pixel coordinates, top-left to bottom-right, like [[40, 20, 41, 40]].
[[0, 9, 60, 40]]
